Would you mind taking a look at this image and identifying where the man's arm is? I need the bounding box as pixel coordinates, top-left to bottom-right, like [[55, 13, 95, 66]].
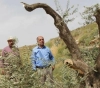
[[31, 49, 36, 71], [49, 49, 55, 63], [1, 49, 4, 57], [49, 49, 55, 71], [1, 49, 7, 57]]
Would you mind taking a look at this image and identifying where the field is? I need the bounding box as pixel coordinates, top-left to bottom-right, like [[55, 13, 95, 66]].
[[0, 22, 99, 88]]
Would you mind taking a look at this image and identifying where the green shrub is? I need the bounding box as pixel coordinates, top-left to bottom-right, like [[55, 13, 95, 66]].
[[46, 41, 53, 48]]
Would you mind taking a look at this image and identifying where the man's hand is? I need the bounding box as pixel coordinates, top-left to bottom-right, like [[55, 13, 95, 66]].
[[33, 68, 37, 72], [52, 65, 55, 71]]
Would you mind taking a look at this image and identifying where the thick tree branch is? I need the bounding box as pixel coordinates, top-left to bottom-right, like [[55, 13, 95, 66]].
[[64, 59, 89, 77]]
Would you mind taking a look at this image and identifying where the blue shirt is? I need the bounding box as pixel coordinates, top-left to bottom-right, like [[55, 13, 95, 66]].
[[31, 46, 55, 70]]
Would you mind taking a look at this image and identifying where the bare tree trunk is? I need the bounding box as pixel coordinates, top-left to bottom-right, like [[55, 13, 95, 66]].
[[94, 9, 100, 51], [93, 9, 100, 88], [95, 9, 100, 38]]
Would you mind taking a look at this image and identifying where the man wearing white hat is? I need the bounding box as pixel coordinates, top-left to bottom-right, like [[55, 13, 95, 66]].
[[1, 36, 20, 57], [1, 36, 21, 81]]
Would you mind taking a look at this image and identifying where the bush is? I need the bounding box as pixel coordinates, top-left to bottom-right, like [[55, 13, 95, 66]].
[[46, 41, 53, 48]]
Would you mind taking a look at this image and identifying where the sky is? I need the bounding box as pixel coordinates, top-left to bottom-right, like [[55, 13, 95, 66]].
[[0, 0, 100, 49]]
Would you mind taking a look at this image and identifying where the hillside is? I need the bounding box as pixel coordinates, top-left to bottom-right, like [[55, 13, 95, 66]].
[[19, 22, 98, 75], [44, 22, 98, 58], [0, 22, 99, 88], [24, 22, 98, 55], [0, 22, 98, 58], [71, 23, 98, 45]]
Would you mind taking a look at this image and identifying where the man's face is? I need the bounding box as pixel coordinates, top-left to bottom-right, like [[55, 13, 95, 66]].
[[37, 36, 44, 46], [7, 39, 15, 47]]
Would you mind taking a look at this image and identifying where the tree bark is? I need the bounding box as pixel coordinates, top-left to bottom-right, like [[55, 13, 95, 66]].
[[94, 9, 100, 68], [95, 9, 100, 38]]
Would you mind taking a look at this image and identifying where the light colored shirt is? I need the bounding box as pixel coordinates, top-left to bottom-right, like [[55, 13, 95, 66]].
[[1, 46, 19, 57], [31, 46, 55, 70]]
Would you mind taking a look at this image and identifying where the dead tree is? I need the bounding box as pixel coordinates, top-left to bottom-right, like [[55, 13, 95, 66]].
[[21, 2, 100, 88]]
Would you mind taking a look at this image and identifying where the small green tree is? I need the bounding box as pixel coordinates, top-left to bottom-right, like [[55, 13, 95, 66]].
[[81, 4, 100, 36], [54, 0, 78, 24]]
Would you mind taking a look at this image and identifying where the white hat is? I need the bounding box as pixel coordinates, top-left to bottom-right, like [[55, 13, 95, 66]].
[[7, 36, 15, 41]]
